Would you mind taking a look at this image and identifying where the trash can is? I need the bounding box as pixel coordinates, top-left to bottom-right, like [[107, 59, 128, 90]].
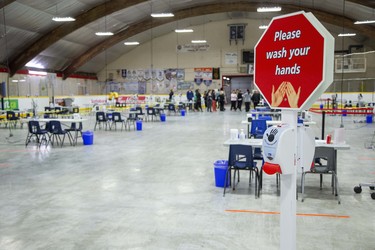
[[82, 131, 94, 145], [342, 110, 347, 116], [160, 113, 166, 122], [320, 104, 323, 109], [181, 109, 186, 116], [214, 160, 230, 187], [136, 120, 142, 130], [366, 115, 373, 123]]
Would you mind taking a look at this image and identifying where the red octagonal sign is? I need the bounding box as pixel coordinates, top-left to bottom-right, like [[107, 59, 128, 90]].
[[254, 11, 334, 110]]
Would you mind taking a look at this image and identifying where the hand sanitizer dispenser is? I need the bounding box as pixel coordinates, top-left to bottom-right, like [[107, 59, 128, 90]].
[[262, 124, 296, 175]]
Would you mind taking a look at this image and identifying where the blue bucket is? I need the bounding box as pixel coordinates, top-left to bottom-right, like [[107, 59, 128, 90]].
[[366, 115, 373, 123], [136, 120, 142, 130], [181, 109, 186, 116], [82, 131, 94, 145], [160, 113, 166, 122]]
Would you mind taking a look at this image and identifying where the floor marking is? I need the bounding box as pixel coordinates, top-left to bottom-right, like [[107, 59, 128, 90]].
[[225, 209, 350, 219], [358, 157, 375, 161], [0, 163, 12, 168]]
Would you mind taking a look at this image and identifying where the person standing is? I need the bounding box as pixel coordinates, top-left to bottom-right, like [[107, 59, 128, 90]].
[[206, 90, 212, 112], [169, 89, 174, 102], [243, 89, 252, 112], [219, 90, 225, 111], [186, 89, 194, 110], [237, 89, 243, 111], [251, 90, 261, 109], [211, 89, 217, 112], [195, 89, 203, 112], [230, 90, 237, 111]]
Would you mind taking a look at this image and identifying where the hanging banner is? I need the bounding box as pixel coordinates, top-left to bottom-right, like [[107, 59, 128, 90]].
[[177, 44, 210, 52], [194, 68, 212, 86]]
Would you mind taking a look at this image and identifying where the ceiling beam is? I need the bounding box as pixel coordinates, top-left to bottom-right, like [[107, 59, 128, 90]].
[[348, 0, 375, 8], [62, 2, 375, 79], [7, 0, 148, 76], [6, 0, 375, 77], [0, 0, 16, 10]]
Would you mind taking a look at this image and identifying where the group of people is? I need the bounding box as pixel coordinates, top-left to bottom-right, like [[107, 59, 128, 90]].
[[178, 88, 262, 113], [230, 89, 261, 112], [186, 89, 227, 112]]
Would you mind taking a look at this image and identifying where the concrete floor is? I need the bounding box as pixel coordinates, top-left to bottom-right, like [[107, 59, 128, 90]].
[[0, 107, 374, 250]]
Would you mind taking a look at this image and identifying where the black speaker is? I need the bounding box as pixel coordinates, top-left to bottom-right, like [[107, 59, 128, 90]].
[[0, 82, 6, 97]]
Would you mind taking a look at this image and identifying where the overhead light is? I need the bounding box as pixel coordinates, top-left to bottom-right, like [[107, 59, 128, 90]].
[[26, 62, 45, 69], [124, 42, 140, 45], [52, 17, 76, 22], [191, 40, 207, 44], [12, 80, 18, 82], [95, 32, 114, 36], [175, 29, 193, 33], [29, 70, 47, 76], [259, 25, 268, 30], [151, 13, 174, 18], [338, 33, 356, 37], [354, 20, 375, 24], [257, 7, 282, 12]]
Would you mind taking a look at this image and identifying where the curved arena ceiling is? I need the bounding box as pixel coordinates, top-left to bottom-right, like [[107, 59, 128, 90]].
[[0, 0, 374, 79]]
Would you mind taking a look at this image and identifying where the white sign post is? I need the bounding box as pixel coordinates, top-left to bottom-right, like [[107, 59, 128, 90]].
[[254, 11, 334, 250]]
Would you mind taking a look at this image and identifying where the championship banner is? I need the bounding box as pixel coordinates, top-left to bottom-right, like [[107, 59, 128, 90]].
[[194, 67, 213, 86]]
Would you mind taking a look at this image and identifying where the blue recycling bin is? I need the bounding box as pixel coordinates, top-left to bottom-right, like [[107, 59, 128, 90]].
[[136, 120, 142, 130], [82, 131, 94, 145], [160, 113, 166, 122], [366, 115, 373, 123], [214, 160, 230, 187]]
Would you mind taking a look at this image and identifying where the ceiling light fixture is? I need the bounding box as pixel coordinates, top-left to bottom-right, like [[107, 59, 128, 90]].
[[191, 40, 207, 44], [175, 29, 194, 33], [259, 25, 268, 30], [95, 31, 114, 36], [257, 7, 282, 12], [151, 13, 174, 18], [26, 62, 45, 69], [354, 20, 375, 24], [124, 41, 140, 45], [338, 33, 356, 37], [28, 70, 48, 76], [52, 17, 76, 22]]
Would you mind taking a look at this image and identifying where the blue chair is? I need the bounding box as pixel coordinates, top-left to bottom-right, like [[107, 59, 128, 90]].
[[250, 119, 267, 138], [25, 120, 49, 147], [65, 122, 83, 146], [48, 120, 72, 147], [94, 111, 108, 130], [110, 112, 126, 131], [223, 144, 259, 198]]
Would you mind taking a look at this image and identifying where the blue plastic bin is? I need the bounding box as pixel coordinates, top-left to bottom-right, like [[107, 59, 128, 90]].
[[214, 160, 230, 187], [136, 120, 142, 130], [160, 113, 166, 122], [181, 109, 186, 116], [366, 115, 373, 123], [82, 131, 94, 145]]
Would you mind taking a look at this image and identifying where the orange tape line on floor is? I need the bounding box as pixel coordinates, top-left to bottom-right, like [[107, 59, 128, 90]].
[[225, 210, 350, 219], [0, 163, 12, 168]]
